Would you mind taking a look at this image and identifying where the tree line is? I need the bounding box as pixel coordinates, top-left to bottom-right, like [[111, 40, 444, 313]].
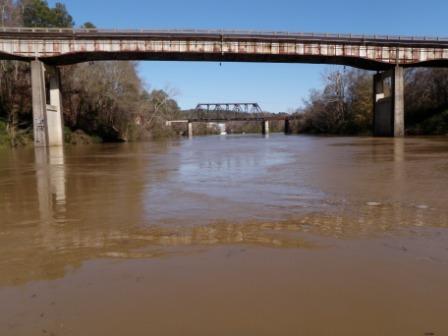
[[0, 0, 181, 147], [294, 66, 448, 135]]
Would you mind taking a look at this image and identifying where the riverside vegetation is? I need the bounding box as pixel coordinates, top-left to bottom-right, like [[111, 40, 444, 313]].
[[0, 0, 183, 147], [294, 67, 448, 136], [1, 0, 447, 148]]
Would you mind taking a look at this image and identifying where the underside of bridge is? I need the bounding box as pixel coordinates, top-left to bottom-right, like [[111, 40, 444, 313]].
[[40, 52, 399, 70], [30, 59, 405, 147]]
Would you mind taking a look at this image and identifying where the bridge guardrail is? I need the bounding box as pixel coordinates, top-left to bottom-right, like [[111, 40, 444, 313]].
[[0, 27, 447, 43]]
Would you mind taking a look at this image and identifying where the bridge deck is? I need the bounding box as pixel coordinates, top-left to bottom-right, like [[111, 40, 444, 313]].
[[0, 28, 447, 47], [1, 28, 448, 69]]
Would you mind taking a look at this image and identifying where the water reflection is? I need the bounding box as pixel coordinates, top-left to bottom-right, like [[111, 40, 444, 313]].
[[0, 136, 447, 286], [1, 203, 447, 286], [35, 146, 67, 224]]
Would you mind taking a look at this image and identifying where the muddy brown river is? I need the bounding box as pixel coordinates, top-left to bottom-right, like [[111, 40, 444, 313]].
[[1, 135, 448, 335]]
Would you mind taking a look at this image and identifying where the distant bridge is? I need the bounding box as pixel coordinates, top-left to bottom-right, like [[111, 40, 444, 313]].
[[167, 102, 296, 137], [2, 28, 447, 146], [196, 102, 263, 115], [193, 102, 266, 120]]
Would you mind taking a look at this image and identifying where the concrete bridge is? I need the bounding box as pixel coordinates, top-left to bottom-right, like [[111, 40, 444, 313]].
[[2, 28, 448, 146]]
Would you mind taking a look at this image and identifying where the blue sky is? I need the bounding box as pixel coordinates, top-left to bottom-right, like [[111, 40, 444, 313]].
[[49, 0, 448, 112]]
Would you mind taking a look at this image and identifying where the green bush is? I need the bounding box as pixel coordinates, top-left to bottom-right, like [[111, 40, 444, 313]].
[[419, 110, 448, 135]]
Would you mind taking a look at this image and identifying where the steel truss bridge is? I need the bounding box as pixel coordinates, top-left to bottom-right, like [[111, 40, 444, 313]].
[[193, 103, 266, 120], [166, 102, 296, 137]]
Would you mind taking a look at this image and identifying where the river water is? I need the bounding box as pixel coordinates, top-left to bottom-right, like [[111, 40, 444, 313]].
[[1, 134, 448, 335]]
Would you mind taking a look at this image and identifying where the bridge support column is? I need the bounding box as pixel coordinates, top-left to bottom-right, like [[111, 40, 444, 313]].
[[47, 67, 64, 146], [187, 122, 193, 138], [31, 60, 64, 147], [262, 120, 270, 135], [393, 66, 405, 137], [284, 119, 291, 135], [373, 66, 404, 137], [31, 60, 47, 147]]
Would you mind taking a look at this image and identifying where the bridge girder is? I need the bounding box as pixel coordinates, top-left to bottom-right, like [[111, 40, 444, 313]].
[[195, 103, 264, 120], [0, 28, 448, 70]]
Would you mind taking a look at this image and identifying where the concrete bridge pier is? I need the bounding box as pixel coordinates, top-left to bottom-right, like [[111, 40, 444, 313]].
[[187, 122, 193, 138], [48, 67, 64, 146], [31, 61, 47, 147], [373, 66, 404, 137], [284, 119, 291, 135], [262, 120, 270, 135], [31, 60, 64, 147]]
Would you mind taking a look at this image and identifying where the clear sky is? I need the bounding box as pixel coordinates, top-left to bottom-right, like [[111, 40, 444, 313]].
[[48, 0, 448, 112]]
